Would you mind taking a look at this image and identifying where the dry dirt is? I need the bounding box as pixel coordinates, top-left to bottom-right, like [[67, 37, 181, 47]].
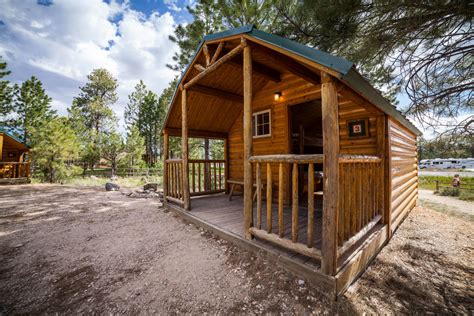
[[0, 184, 473, 314]]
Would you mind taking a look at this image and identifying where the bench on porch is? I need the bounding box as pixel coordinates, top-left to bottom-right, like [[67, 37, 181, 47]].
[[227, 179, 267, 201]]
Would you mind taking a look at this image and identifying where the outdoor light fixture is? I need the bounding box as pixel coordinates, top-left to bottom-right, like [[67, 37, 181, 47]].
[[274, 92, 281, 101]]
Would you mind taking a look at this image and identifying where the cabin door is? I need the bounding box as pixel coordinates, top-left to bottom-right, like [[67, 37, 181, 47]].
[[289, 100, 324, 202]]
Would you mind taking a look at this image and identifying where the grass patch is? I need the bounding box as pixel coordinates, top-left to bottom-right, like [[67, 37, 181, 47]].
[[419, 175, 474, 190], [459, 190, 474, 201]]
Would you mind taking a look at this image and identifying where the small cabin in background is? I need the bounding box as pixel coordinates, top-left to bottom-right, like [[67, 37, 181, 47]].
[[161, 25, 421, 298], [0, 127, 30, 184]]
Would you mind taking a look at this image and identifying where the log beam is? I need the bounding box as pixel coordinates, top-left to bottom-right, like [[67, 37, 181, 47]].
[[188, 84, 243, 104], [321, 72, 339, 276], [243, 43, 253, 239], [184, 41, 247, 90], [164, 127, 227, 139], [163, 131, 169, 205], [211, 42, 224, 64], [252, 44, 320, 85], [203, 44, 210, 66], [181, 89, 191, 210], [228, 57, 281, 82]]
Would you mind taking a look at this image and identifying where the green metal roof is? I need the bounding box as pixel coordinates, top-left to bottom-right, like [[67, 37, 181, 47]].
[[165, 25, 421, 136]]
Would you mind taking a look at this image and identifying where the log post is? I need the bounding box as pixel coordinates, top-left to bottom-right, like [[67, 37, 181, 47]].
[[243, 43, 253, 239], [163, 132, 169, 206], [321, 72, 339, 276], [224, 138, 229, 193], [182, 89, 191, 210], [376, 115, 386, 221]]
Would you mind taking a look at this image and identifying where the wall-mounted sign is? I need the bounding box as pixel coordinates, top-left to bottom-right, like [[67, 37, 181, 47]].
[[347, 118, 369, 138]]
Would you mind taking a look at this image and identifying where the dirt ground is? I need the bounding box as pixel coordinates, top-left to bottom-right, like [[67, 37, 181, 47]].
[[0, 185, 473, 314]]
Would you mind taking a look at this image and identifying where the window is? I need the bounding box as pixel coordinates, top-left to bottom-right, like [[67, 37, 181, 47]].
[[252, 110, 271, 138]]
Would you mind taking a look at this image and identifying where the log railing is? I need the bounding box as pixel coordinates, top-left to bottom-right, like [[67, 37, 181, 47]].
[[248, 154, 324, 260], [0, 162, 30, 178], [188, 159, 226, 196], [165, 159, 184, 205], [337, 155, 383, 256]]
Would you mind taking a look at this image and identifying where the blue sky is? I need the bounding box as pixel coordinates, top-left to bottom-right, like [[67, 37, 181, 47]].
[[0, 0, 444, 137], [0, 0, 194, 131]]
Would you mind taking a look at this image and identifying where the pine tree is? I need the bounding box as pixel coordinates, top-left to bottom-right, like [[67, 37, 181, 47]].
[[123, 125, 145, 168], [69, 68, 118, 168], [101, 131, 124, 176], [31, 117, 80, 183], [9, 76, 55, 144], [0, 56, 13, 119]]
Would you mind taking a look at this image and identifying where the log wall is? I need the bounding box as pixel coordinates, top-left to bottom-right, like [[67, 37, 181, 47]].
[[338, 91, 382, 156], [228, 73, 321, 200], [389, 118, 418, 231]]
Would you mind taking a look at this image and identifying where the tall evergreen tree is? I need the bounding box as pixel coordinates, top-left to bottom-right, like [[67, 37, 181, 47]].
[[69, 68, 118, 169], [0, 56, 13, 119], [9, 76, 55, 143], [31, 117, 80, 183]]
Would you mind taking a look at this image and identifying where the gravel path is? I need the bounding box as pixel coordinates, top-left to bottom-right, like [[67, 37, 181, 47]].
[[1, 184, 472, 314], [418, 189, 473, 218]]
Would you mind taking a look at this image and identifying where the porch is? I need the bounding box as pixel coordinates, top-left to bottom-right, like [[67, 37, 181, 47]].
[[161, 26, 394, 297]]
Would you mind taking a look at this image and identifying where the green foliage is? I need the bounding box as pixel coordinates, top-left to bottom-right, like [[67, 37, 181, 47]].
[[31, 117, 81, 183], [439, 187, 460, 197], [7, 76, 55, 143], [69, 68, 119, 169], [419, 175, 474, 191], [125, 78, 175, 166], [459, 190, 474, 201], [121, 125, 146, 168], [418, 135, 474, 160], [100, 131, 124, 174], [0, 56, 13, 119], [71, 68, 117, 135]]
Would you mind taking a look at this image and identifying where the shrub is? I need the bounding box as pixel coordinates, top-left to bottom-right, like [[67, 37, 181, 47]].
[[439, 187, 460, 197], [459, 190, 474, 201]]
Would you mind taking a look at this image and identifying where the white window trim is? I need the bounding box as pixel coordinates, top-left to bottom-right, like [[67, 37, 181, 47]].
[[252, 109, 271, 139]]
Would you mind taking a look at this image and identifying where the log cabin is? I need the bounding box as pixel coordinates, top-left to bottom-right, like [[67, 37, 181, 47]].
[[161, 25, 421, 298], [0, 127, 30, 184]]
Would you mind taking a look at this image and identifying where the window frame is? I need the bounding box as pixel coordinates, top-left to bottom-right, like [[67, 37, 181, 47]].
[[252, 109, 272, 139]]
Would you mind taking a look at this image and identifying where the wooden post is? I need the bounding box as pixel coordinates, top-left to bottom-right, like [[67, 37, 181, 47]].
[[266, 163, 272, 233], [307, 162, 315, 247], [182, 89, 191, 210], [321, 72, 339, 276], [224, 138, 229, 193], [243, 43, 253, 239], [163, 132, 169, 205], [0, 134, 3, 161], [376, 115, 386, 221], [384, 118, 392, 238]]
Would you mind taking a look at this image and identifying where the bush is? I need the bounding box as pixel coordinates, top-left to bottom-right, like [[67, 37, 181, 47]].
[[459, 190, 474, 201], [439, 187, 460, 197]]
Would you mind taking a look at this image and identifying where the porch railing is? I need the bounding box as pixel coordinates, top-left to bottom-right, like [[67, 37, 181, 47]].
[[188, 159, 226, 196], [165, 159, 184, 204], [337, 155, 383, 256], [248, 154, 324, 260], [0, 162, 30, 179]]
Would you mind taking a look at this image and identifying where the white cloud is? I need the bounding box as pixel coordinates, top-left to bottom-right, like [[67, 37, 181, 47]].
[[0, 0, 179, 132], [164, 0, 182, 12]]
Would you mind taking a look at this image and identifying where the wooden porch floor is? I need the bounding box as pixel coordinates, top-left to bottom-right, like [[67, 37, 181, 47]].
[[188, 193, 323, 269]]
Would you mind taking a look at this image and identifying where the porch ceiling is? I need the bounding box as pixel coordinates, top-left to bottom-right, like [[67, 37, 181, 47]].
[[164, 39, 322, 138]]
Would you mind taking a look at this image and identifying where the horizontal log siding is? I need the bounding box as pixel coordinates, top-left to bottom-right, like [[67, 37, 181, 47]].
[[228, 73, 321, 201], [389, 118, 418, 231], [338, 93, 381, 156]]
